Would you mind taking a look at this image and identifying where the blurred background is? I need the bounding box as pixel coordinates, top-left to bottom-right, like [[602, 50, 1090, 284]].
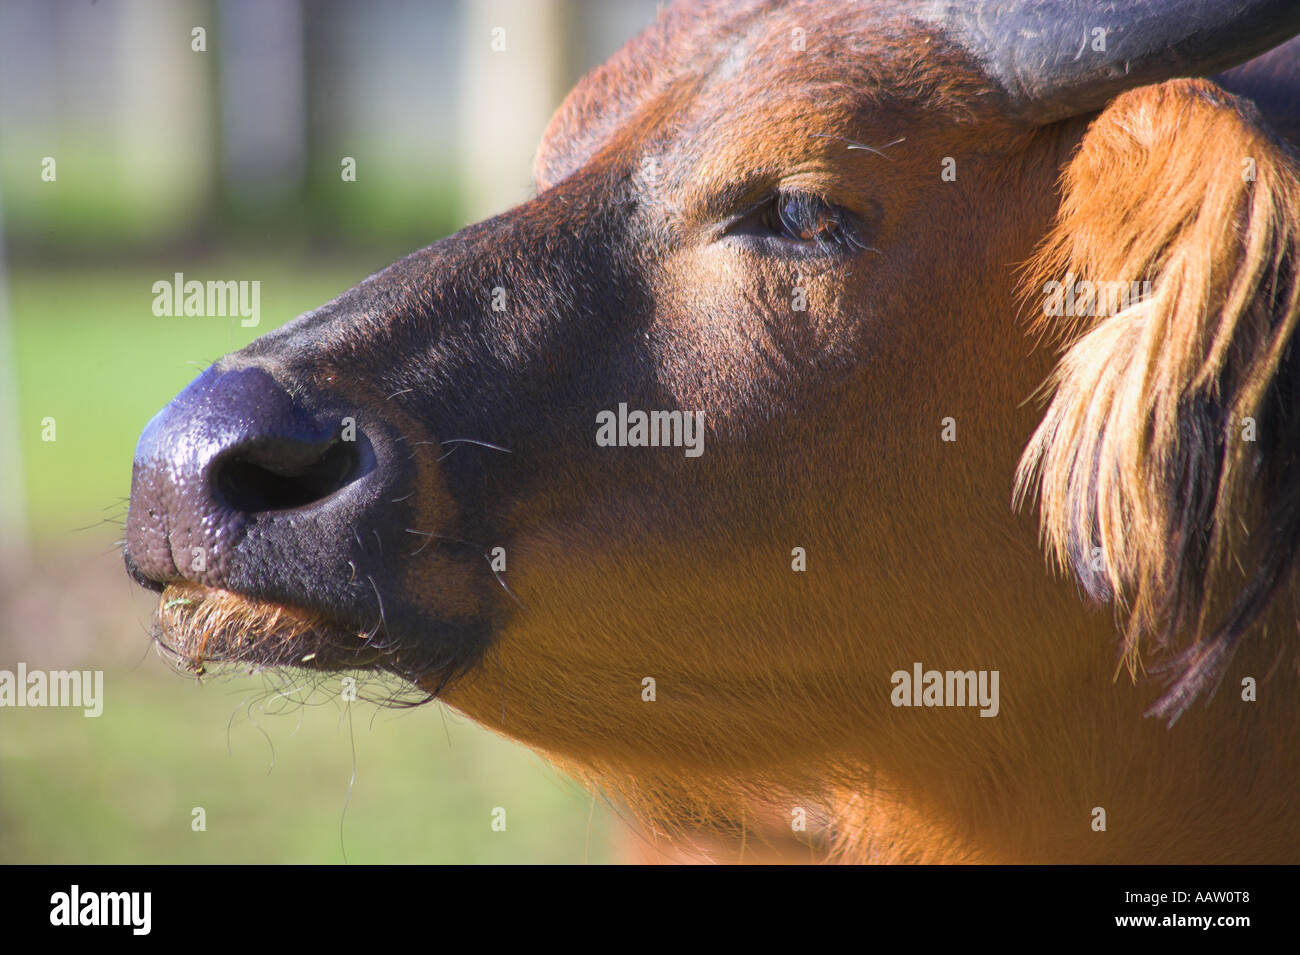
[[0, 0, 666, 864]]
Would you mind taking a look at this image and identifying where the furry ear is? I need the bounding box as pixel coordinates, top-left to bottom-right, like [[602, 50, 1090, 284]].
[[1015, 78, 1300, 724]]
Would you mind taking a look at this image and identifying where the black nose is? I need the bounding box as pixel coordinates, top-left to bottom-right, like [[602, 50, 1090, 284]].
[[124, 367, 362, 590]]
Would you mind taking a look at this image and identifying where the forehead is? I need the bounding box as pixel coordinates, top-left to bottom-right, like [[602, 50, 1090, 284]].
[[534, 0, 994, 189]]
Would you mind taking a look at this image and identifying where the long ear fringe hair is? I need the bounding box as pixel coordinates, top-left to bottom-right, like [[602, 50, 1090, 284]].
[[1014, 79, 1300, 725]]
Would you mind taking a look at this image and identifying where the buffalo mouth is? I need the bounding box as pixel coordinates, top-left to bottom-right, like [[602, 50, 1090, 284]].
[[147, 579, 489, 698], [152, 582, 395, 676]]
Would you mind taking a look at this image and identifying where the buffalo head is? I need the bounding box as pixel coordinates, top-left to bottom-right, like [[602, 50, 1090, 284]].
[[125, 0, 1300, 861]]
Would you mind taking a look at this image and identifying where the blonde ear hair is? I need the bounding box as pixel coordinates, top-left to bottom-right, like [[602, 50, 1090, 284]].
[[1015, 78, 1300, 724]]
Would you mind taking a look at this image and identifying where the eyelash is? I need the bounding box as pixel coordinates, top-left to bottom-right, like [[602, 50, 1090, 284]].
[[729, 192, 868, 255]]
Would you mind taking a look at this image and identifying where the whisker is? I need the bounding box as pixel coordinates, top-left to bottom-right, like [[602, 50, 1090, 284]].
[[812, 132, 905, 159], [366, 574, 384, 634], [367, 575, 388, 636], [487, 557, 524, 608], [439, 438, 512, 453], [404, 528, 484, 557]]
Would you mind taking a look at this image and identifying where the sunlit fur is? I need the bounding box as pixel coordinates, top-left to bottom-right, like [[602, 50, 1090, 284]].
[[155, 582, 386, 673], [1016, 79, 1300, 725], [440, 73, 1300, 862], [136, 3, 1300, 863]]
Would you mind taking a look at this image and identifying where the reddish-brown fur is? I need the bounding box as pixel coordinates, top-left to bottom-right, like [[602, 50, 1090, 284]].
[[137, 2, 1300, 862]]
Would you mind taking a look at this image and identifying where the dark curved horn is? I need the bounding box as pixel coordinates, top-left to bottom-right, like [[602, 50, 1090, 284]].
[[921, 0, 1300, 124]]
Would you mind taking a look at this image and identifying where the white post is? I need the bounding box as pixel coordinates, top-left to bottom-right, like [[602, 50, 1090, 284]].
[[218, 0, 306, 203], [458, 0, 570, 222]]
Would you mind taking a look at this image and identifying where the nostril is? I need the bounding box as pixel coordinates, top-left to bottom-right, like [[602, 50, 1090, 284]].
[[213, 436, 362, 514]]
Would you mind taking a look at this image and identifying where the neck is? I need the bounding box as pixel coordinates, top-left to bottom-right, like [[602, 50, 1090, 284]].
[[829, 579, 1299, 863]]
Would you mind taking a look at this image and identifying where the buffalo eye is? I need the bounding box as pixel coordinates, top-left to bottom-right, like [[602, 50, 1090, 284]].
[[724, 190, 869, 256], [765, 193, 844, 244]]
